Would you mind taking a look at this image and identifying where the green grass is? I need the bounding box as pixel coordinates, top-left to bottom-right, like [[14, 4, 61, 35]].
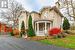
[[38, 35, 75, 49], [39, 39, 52, 45]]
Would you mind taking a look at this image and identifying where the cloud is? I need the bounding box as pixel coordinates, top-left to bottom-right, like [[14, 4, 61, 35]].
[[16, 0, 33, 12], [38, 0, 58, 6], [16, 0, 57, 12]]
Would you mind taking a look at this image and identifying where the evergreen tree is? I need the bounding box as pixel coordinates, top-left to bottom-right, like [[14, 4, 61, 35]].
[[27, 15, 35, 37], [63, 17, 70, 30], [20, 21, 25, 37]]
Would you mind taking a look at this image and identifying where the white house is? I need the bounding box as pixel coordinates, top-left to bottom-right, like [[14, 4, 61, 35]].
[[18, 6, 63, 36]]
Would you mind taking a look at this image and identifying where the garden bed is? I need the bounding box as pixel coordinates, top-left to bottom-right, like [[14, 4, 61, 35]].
[[30, 36, 53, 40], [67, 30, 75, 35]]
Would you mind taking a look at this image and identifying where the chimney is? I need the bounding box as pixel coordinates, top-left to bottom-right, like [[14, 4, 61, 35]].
[[55, 1, 60, 9]]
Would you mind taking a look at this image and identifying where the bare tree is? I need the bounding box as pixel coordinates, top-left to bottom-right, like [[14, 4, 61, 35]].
[[7, 0, 24, 28], [57, 0, 75, 25], [0, 0, 24, 28], [0, 10, 9, 24]]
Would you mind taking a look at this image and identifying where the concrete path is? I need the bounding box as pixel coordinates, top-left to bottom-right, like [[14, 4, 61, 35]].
[[0, 35, 72, 50]]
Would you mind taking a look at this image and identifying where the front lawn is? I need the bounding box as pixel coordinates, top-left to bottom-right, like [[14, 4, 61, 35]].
[[38, 35, 75, 49]]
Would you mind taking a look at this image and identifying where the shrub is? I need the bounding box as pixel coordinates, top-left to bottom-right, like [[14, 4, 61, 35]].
[[13, 29, 19, 35], [20, 21, 25, 37], [10, 30, 14, 36], [27, 15, 35, 37], [48, 28, 62, 38], [63, 17, 70, 30], [49, 28, 61, 36]]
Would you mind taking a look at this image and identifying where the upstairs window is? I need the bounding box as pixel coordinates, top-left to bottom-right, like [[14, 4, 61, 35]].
[[44, 11, 49, 18]]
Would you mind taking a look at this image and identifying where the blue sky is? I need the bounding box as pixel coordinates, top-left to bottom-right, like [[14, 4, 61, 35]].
[[16, 0, 57, 12]]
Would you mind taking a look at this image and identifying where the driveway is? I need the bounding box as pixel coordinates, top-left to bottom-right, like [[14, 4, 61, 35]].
[[0, 35, 71, 50]]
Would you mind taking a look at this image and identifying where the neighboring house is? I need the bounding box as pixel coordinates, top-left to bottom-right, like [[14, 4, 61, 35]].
[[19, 6, 63, 36], [0, 22, 12, 35]]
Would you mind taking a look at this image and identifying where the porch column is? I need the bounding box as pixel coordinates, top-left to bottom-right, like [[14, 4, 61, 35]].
[[35, 22, 36, 32], [50, 22, 53, 29], [50, 23, 51, 29], [37, 22, 39, 32], [45, 22, 47, 34]]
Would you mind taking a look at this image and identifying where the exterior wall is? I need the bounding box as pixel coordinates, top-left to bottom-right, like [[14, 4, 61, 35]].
[[19, 11, 29, 32], [41, 9, 62, 28], [52, 10, 62, 28], [31, 13, 40, 21], [31, 13, 40, 28], [41, 9, 53, 20]]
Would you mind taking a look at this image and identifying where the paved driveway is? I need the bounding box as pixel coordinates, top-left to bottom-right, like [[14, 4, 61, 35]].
[[0, 35, 71, 50]]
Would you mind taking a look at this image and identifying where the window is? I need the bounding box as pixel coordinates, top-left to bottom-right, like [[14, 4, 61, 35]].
[[44, 11, 48, 18], [47, 23, 50, 30]]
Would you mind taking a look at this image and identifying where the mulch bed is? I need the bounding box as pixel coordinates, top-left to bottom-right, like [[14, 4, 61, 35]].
[[28, 36, 53, 41]]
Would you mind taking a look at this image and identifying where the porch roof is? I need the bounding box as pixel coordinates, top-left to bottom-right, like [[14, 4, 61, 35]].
[[34, 19, 52, 23]]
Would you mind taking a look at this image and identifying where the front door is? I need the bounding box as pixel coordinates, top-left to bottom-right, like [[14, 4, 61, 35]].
[[39, 23, 45, 32], [39, 22, 50, 36]]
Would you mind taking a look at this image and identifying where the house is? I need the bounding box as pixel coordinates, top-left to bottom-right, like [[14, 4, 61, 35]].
[[18, 6, 63, 36], [0, 23, 12, 35]]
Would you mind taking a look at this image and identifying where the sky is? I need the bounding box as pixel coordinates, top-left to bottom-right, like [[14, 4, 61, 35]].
[[16, 0, 57, 12], [0, 0, 58, 25]]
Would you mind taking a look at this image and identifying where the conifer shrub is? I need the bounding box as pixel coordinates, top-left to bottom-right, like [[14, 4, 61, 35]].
[[27, 15, 35, 37]]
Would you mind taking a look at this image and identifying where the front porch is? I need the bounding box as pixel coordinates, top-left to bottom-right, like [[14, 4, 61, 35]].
[[34, 20, 53, 36]]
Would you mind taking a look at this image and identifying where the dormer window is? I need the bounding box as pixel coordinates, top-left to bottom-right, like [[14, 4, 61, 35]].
[[44, 11, 48, 18]]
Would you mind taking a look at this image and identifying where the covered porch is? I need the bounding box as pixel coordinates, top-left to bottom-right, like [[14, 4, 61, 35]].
[[34, 20, 53, 36]]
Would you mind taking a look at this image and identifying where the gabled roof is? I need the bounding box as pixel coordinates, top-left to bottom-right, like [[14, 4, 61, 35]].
[[19, 6, 64, 18], [40, 6, 64, 17], [40, 6, 51, 12], [30, 11, 39, 14], [20, 10, 29, 14], [30, 11, 41, 15], [51, 6, 63, 17], [19, 10, 30, 18]]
